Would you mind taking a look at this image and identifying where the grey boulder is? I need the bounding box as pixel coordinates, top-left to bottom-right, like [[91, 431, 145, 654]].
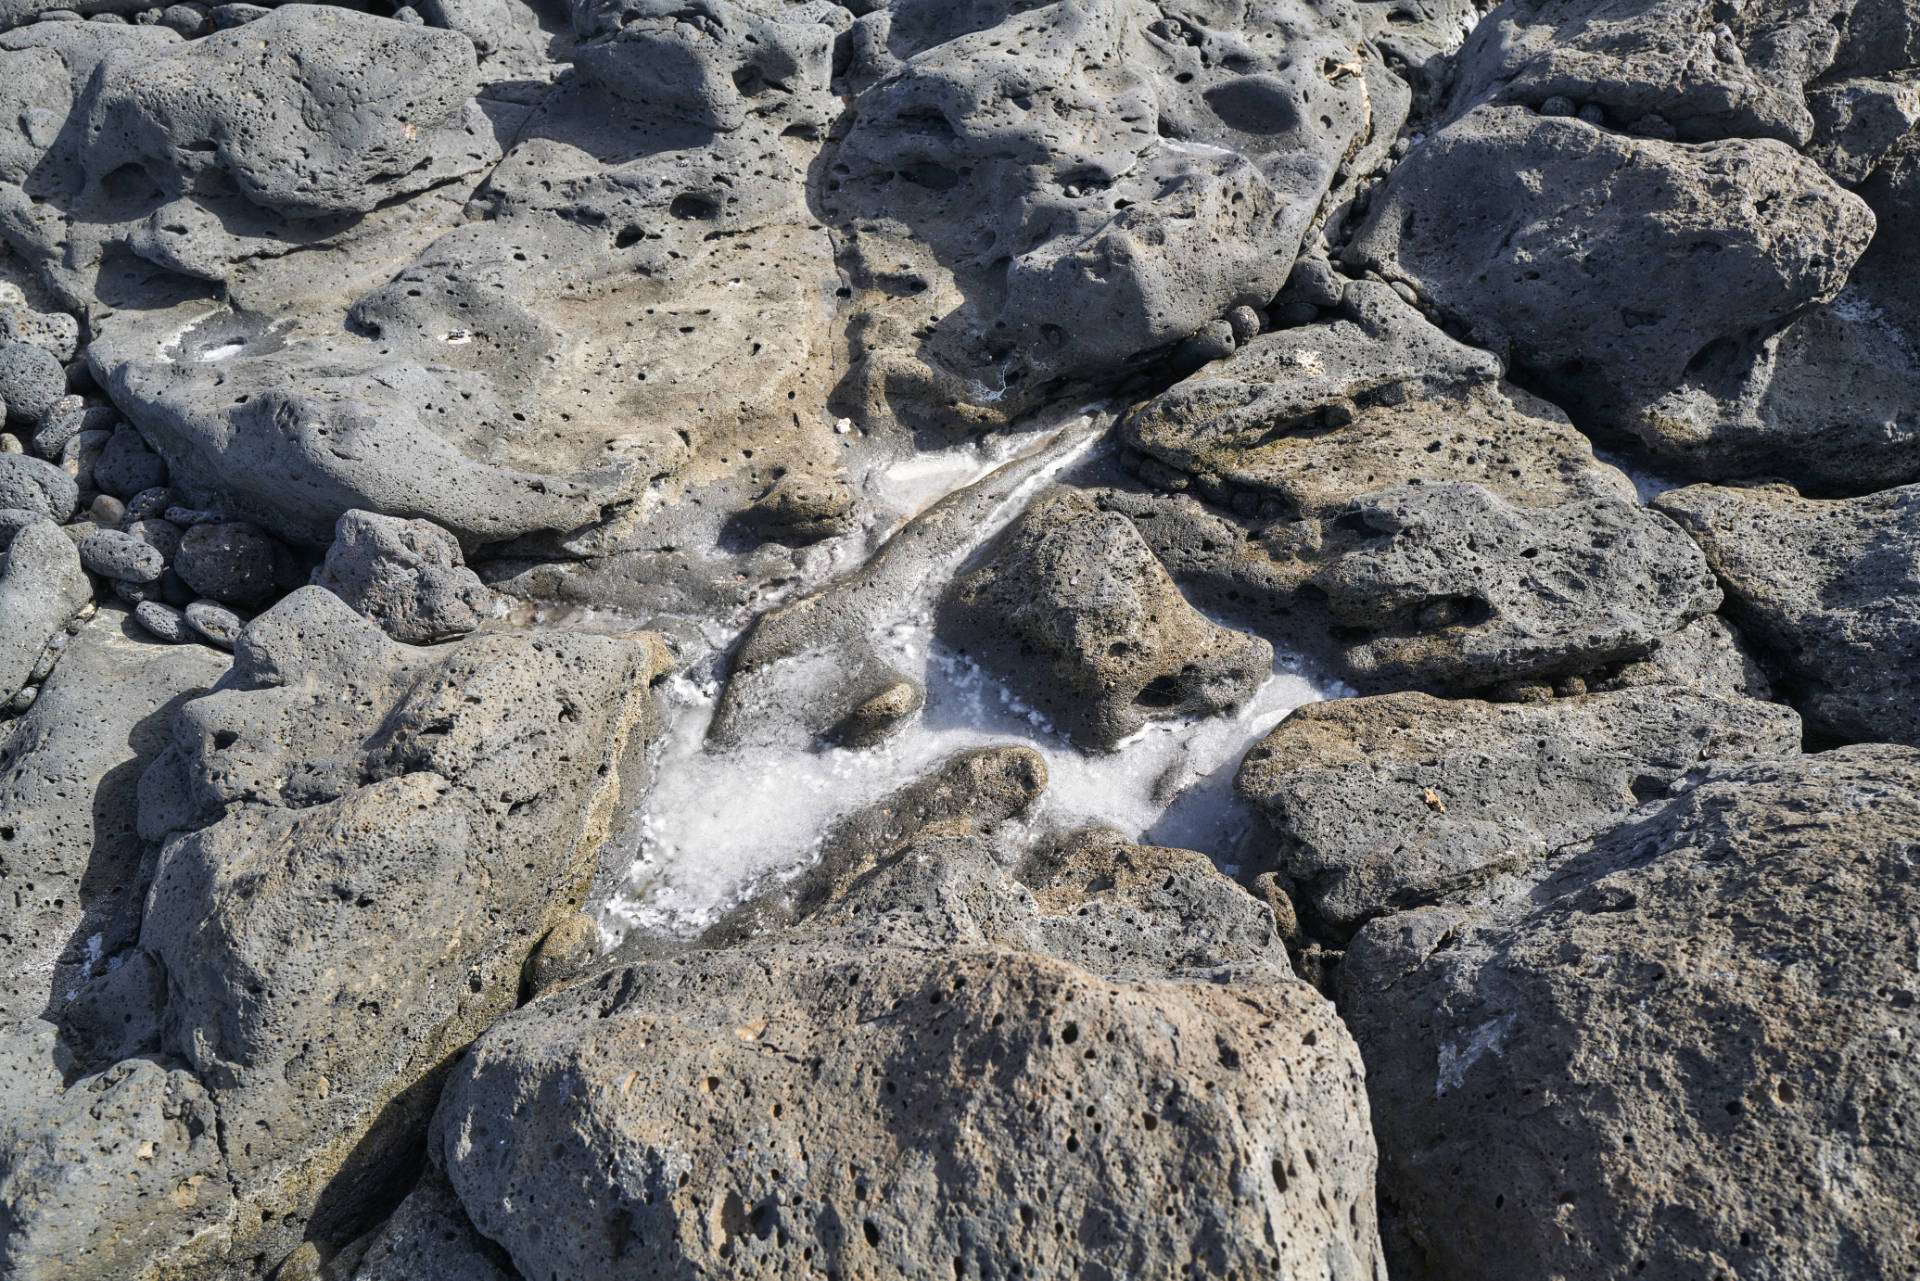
[[1344, 746, 1920, 1280], [1236, 686, 1801, 930], [433, 833, 1386, 1280], [120, 587, 670, 1270], [0, 519, 90, 705], [941, 486, 1272, 751], [311, 508, 491, 642], [1346, 105, 1875, 431], [0, 606, 226, 1026], [1655, 480, 1920, 746]]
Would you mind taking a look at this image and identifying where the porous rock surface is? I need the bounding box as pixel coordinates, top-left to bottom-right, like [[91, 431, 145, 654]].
[[0, 0, 1915, 1272], [940, 486, 1273, 749], [1655, 480, 1920, 746], [1236, 686, 1802, 930], [434, 833, 1386, 1281], [1343, 746, 1920, 1280]]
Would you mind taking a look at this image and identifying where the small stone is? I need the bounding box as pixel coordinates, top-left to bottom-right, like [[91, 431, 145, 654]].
[[125, 487, 174, 521], [92, 424, 168, 499], [1390, 280, 1420, 306], [183, 600, 244, 649], [1225, 305, 1263, 343], [1540, 95, 1576, 117], [0, 342, 66, 425], [134, 601, 196, 643], [164, 506, 220, 527], [78, 528, 166, 583], [1274, 300, 1323, 327], [126, 518, 183, 559], [1577, 103, 1606, 125], [1631, 113, 1677, 140], [89, 494, 126, 526], [8, 684, 34, 711], [0, 454, 78, 521], [160, 567, 195, 608], [0, 307, 80, 364], [1286, 255, 1347, 307], [158, 2, 210, 35], [0, 434, 19, 455], [1172, 320, 1237, 376], [210, 2, 270, 25], [28, 402, 110, 460], [175, 522, 279, 606], [112, 577, 165, 604]]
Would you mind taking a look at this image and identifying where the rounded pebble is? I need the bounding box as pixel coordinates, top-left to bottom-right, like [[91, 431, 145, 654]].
[[0, 433, 19, 455], [8, 685, 35, 713], [1224, 305, 1263, 343], [79, 527, 166, 582], [135, 600, 196, 644], [1540, 95, 1576, 117], [184, 599, 244, 649], [0, 453, 78, 520], [90, 493, 126, 525], [176, 521, 280, 605], [0, 341, 66, 425], [0, 306, 80, 364], [1577, 103, 1606, 125]]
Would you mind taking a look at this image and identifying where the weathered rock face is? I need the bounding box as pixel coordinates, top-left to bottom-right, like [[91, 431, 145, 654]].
[[435, 835, 1386, 1281], [829, 0, 1397, 430], [81, 5, 486, 219], [1310, 483, 1720, 692], [1655, 481, 1920, 746], [312, 509, 492, 643], [1118, 281, 1637, 516], [941, 486, 1273, 750], [0, 587, 672, 1276], [0, 1026, 234, 1281], [1236, 686, 1802, 931], [0, 607, 225, 1025], [0, 518, 91, 705], [1445, 0, 1920, 148], [1343, 746, 1920, 1281], [1346, 105, 1875, 432]]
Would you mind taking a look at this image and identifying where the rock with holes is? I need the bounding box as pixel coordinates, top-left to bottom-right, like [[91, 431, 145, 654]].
[[343, 1168, 516, 1281], [0, 1023, 235, 1281], [0, 453, 75, 521], [0, 606, 225, 1028], [940, 485, 1273, 751], [312, 508, 491, 643], [1345, 106, 1875, 433], [0, 518, 91, 706], [116, 587, 669, 1271], [81, 5, 487, 219], [433, 833, 1386, 1280], [1444, 0, 1920, 147], [1654, 480, 1920, 746], [1343, 746, 1920, 1280], [1236, 686, 1801, 932], [829, 0, 1399, 431], [1618, 128, 1920, 491], [1120, 281, 1636, 516], [1308, 483, 1720, 692]]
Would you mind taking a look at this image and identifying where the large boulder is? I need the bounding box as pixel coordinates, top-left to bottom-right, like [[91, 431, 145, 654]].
[[1118, 282, 1637, 516], [434, 833, 1388, 1280], [1343, 746, 1920, 1280], [1655, 481, 1920, 745], [81, 5, 488, 220], [0, 518, 91, 706], [0, 608, 226, 1025], [829, 0, 1397, 429], [940, 486, 1273, 750], [1307, 483, 1720, 692], [1345, 105, 1875, 432], [1236, 686, 1801, 930], [38, 587, 670, 1273]]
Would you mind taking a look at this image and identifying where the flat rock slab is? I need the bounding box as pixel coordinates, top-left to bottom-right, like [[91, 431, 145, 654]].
[[1237, 686, 1801, 930]]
